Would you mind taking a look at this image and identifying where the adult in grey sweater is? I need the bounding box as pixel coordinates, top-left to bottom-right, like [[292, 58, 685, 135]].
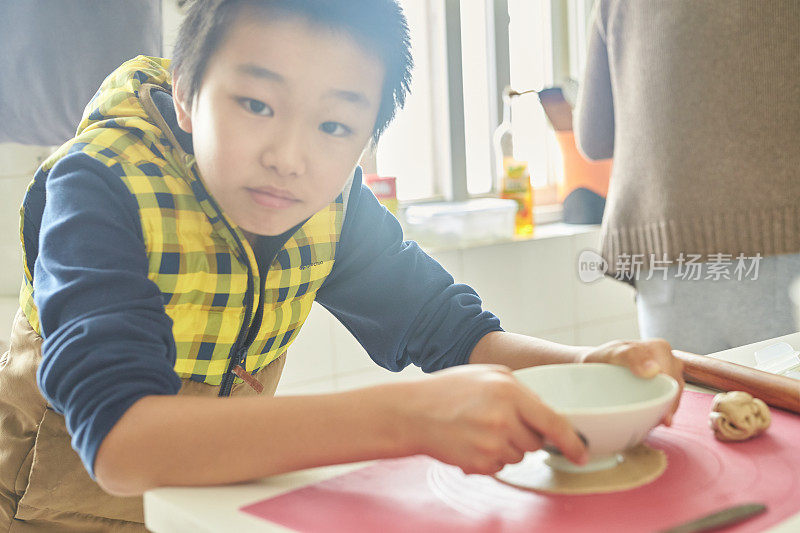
[[576, 0, 800, 353]]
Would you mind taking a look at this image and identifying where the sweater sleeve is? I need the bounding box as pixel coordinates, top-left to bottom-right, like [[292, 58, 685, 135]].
[[574, 1, 616, 161], [315, 171, 502, 373], [33, 153, 182, 479]]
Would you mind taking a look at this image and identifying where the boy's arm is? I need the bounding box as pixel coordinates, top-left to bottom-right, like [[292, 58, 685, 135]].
[[316, 170, 501, 373], [316, 171, 683, 419], [468, 331, 587, 369], [95, 364, 588, 496], [34, 153, 183, 478], [95, 383, 413, 495]]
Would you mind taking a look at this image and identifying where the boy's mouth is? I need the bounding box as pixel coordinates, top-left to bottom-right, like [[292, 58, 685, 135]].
[[246, 187, 300, 209]]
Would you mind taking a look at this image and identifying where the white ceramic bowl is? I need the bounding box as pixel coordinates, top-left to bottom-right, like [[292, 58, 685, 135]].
[[513, 363, 679, 473]]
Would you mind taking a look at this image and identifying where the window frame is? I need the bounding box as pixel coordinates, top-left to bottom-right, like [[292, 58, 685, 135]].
[[387, 0, 590, 218]]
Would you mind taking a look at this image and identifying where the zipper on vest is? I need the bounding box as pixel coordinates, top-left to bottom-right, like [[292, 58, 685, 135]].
[[182, 155, 265, 398], [218, 245, 281, 397], [219, 271, 255, 397]]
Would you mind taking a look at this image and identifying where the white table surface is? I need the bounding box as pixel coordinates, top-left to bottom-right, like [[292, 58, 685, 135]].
[[145, 332, 800, 533]]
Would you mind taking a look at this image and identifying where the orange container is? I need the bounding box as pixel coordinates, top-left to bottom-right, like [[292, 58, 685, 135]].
[[555, 131, 611, 203]]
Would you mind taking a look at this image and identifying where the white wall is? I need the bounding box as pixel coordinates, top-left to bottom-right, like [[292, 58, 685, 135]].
[[276, 228, 640, 395]]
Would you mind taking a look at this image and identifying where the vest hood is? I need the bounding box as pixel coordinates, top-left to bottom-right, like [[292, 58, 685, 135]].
[[76, 55, 174, 139]]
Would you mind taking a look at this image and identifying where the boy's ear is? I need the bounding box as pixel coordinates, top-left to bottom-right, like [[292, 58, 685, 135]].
[[172, 76, 193, 134]]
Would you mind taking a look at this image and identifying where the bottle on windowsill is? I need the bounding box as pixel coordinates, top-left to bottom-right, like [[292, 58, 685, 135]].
[[493, 87, 533, 237], [365, 173, 398, 215]]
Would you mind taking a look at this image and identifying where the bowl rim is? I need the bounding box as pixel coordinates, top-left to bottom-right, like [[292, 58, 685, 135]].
[[512, 363, 680, 416]]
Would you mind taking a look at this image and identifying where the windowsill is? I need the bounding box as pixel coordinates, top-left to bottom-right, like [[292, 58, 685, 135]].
[[533, 202, 564, 225], [410, 218, 601, 254], [399, 199, 603, 253]]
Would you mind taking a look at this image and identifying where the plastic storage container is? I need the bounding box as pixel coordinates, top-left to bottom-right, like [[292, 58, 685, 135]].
[[403, 198, 517, 249]]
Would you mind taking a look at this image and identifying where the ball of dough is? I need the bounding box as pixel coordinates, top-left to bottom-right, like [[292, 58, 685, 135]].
[[709, 391, 771, 442]]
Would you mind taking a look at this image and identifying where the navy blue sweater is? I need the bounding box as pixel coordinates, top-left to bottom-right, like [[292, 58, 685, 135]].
[[31, 160, 502, 478]]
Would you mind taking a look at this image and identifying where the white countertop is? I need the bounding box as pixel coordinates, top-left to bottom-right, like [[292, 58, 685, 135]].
[[144, 332, 800, 533]]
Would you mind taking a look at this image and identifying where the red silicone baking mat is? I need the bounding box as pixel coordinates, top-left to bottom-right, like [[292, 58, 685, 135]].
[[241, 391, 800, 532]]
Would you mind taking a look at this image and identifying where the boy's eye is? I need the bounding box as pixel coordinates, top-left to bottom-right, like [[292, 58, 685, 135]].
[[320, 121, 352, 137], [238, 98, 273, 117]]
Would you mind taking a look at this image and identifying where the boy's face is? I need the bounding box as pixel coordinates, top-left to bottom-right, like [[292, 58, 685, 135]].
[[174, 9, 385, 238]]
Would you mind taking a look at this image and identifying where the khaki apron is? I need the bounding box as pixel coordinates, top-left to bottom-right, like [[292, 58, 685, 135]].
[[0, 309, 286, 532]]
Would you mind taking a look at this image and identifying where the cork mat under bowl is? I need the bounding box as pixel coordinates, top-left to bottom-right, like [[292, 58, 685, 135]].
[[494, 443, 666, 495]]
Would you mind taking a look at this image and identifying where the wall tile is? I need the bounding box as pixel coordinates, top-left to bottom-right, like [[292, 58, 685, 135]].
[[335, 364, 428, 392], [0, 174, 32, 296], [530, 326, 577, 346], [0, 144, 52, 178], [568, 227, 602, 251], [0, 296, 18, 343], [0, 245, 23, 298], [574, 276, 637, 324], [425, 248, 463, 283], [571, 229, 637, 323], [461, 238, 574, 335], [329, 316, 374, 375], [275, 378, 338, 396], [575, 315, 641, 346], [279, 303, 336, 386]]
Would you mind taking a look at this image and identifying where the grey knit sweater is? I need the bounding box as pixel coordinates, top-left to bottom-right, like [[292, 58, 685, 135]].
[[575, 0, 800, 277]]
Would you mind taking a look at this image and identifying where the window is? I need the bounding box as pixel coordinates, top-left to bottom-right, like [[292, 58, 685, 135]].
[[376, 0, 450, 202], [376, 0, 596, 205], [508, 0, 556, 191], [460, 1, 494, 196]]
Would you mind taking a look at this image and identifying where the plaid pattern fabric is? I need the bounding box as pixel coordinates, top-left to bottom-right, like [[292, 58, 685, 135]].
[[19, 56, 344, 385]]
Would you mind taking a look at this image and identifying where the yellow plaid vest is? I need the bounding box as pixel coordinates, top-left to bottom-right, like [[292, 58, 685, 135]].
[[19, 56, 344, 386]]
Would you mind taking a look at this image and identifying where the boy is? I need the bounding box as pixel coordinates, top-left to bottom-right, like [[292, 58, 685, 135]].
[[0, 0, 682, 530]]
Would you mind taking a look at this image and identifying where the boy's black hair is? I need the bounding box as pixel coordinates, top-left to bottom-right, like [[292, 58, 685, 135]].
[[172, 0, 412, 143]]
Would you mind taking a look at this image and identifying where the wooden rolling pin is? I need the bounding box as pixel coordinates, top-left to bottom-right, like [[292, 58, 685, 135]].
[[673, 350, 800, 414]]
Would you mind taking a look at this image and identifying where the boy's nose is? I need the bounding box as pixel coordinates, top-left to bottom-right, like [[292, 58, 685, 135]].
[[260, 125, 306, 178]]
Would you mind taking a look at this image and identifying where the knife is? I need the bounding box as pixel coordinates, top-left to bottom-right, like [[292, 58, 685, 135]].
[[658, 503, 767, 533]]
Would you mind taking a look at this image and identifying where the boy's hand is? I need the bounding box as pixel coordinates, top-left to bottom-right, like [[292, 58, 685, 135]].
[[403, 365, 588, 475], [579, 339, 685, 425]]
